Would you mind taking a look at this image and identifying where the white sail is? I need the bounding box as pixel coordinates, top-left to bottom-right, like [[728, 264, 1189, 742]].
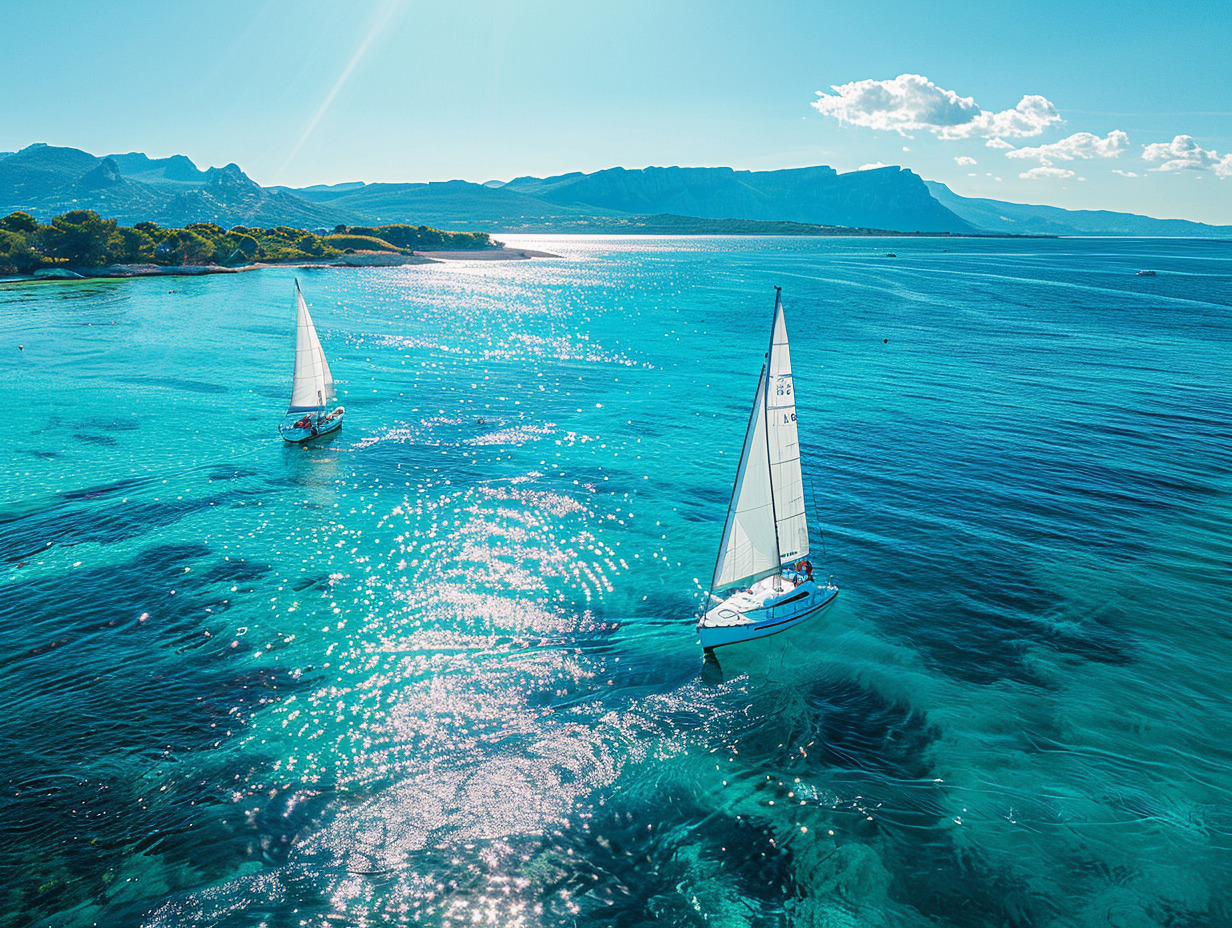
[[712, 365, 782, 590], [766, 295, 810, 562], [288, 282, 328, 412], [307, 305, 335, 403]]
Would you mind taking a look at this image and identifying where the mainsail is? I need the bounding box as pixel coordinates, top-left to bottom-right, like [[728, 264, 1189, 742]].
[[287, 281, 334, 413], [766, 295, 809, 562], [711, 289, 809, 591], [712, 365, 781, 590]]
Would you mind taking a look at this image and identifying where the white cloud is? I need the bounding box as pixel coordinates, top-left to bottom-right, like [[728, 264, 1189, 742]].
[[1006, 130, 1128, 165], [1112, 169, 1140, 177], [986, 138, 1015, 149], [1142, 135, 1232, 178], [902, 146, 911, 152], [1019, 166, 1076, 180], [811, 73, 1061, 140], [971, 96, 1062, 139], [857, 162, 889, 171], [955, 155, 978, 166]]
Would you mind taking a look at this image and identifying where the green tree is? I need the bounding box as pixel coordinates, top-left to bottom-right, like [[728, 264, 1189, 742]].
[[0, 229, 43, 273], [294, 232, 326, 257], [155, 229, 214, 265], [109, 227, 155, 264], [216, 231, 258, 264], [47, 210, 120, 267], [0, 211, 38, 234], [186, 222, 225, 238]]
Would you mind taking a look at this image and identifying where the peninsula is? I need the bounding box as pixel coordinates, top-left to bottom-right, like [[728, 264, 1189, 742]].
[[0, 209, 537, 281]]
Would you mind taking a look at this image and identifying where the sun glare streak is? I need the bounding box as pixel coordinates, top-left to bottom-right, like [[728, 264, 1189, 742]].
[[277, 0, 403, 181]]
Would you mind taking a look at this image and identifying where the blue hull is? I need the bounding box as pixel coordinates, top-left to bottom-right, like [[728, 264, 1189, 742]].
[[280, 415, 344, 443]]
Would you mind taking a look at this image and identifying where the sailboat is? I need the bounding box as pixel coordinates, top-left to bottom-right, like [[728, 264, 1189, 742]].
[[698, 287, 838, 651], [278, 279, 345, 443]]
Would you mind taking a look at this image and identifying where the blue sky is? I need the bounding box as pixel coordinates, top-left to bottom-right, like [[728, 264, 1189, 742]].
[[2, 0, 1230, 223]]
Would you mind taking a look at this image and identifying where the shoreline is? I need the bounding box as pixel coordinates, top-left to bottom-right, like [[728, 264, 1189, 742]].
[[0, 246, 560, 284], [417, 247, 559, 261]]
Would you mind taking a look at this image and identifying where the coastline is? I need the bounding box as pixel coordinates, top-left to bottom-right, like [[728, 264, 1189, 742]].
[[417, 247, 559, 261], [0, 246, 559, 285]]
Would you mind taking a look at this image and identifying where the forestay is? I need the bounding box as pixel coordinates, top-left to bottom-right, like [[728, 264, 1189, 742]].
[[288, 282, 334, 413], [711, 290, 809, 591]]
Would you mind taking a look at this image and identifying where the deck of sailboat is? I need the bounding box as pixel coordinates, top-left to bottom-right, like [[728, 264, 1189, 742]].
[[703, 575, 802, 627], [280, 414, 344, 443]]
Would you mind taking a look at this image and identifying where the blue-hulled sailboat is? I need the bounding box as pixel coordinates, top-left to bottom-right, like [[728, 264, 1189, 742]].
[[279, 280, 344, 443]]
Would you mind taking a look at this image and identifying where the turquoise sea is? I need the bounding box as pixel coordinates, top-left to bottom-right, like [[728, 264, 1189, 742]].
[[2, 235, 1230, 927]]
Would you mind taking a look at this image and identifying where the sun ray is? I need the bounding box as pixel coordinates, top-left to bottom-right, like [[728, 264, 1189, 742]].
[[277, 0, 403, 182]]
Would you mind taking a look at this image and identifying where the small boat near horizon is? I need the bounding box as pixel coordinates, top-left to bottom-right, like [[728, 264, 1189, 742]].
[[698, 287, 838, 651], [279, 279, 345, 443]]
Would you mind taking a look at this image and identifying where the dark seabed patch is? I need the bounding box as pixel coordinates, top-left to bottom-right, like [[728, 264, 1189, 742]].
[[73, 431, 118, 446], [0, 541, 317, 928], [131, 376, 230, 395], [0, 494, 219, 561]]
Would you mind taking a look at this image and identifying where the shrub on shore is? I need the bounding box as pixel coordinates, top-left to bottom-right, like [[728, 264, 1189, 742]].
[[339, 224, 492, 251], [322, 233, 401, 253]]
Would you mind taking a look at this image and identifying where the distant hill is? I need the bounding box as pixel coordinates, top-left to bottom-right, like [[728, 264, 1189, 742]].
[[470, 213, 909, 235], [288, 164, 976, 234], [282, 178, 610, 231], [925, 181, 1232, 238], [502, 165, 975, 233], [0, 144, 363, 228]]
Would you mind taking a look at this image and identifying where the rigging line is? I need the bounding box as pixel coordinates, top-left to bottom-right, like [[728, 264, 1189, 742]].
[[809, 479, 827, 559]]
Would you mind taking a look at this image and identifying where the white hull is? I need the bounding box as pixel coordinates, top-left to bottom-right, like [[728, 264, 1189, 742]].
[[698, 577, 838, 650]]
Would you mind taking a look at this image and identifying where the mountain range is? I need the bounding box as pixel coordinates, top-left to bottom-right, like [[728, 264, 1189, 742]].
[[2, 143, 1229, 238], [0, 144, 363, 229]]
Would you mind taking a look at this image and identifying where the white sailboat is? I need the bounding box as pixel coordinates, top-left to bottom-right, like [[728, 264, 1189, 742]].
[[698, 287, 838, 650], [278, 279, 345, 443]]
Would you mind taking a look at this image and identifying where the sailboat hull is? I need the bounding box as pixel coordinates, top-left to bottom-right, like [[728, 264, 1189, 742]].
[[698, 578, 838, 650], [280, 413, 344, 443]]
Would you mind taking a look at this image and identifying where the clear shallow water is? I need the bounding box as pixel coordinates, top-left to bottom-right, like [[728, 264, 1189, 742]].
[[2, 236, 1230, 927]]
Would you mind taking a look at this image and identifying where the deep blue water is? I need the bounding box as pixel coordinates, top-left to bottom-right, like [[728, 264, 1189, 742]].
[[2, 236, 1230, 927]]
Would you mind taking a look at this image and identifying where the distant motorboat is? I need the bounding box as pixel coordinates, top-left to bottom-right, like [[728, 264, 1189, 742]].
[[1136, 270, 1157, 276], [279, 279, 345, 443], [697, 287, 838, 651]]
